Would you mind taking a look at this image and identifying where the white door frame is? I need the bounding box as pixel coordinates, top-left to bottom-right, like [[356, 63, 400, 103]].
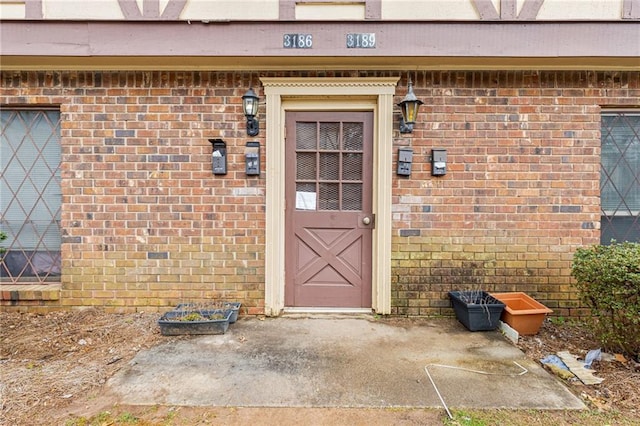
[[261, 77, 398, 316]]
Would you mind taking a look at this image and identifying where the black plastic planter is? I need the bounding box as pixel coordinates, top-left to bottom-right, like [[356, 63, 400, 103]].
[[174, 302, 241, 323], [158, 309, 233, 336], [223, 302, 241, 324], [448, 291, 505, 331]]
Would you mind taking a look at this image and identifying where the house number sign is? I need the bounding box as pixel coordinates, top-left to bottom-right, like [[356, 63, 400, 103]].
[[282, 33, 376, 49], [283, 34, 313, 48], [346, 33, 376, 48]]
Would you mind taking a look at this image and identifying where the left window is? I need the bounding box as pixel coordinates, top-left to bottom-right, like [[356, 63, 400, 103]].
[[1, 109, 61, 283]]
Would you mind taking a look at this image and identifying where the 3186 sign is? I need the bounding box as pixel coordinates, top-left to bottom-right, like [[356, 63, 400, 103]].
[[283, 34, 313, 49]]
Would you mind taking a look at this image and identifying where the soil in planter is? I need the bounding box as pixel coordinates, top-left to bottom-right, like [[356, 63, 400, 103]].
[[177, 312, 226, 321], [175, 301, 241, 323]]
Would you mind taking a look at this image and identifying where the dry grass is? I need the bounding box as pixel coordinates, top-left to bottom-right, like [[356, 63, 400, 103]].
[[0, 309, 167, 425]]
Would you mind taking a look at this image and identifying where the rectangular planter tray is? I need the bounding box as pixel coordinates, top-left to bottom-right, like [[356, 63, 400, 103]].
[[222, 302, 240, 323], [158, 309, 233, 336], [175, 302, 241, 323], [448, 291, 505, 331], [490, 292, 553, 335]]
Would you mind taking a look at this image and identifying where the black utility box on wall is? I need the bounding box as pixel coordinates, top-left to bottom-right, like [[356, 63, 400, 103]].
[[210, 139, 227, 175]]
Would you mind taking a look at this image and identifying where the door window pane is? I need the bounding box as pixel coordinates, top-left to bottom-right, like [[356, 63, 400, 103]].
[[296, 153, 316, 180], [296, 122, 316, 149], [319, 153, 339, 180], [319, 183, 339, 210], [295, 119, 365, 211], [342, 153, 362, 181], [343, 122, 363, 151], [319, 122, 339, 150], [342, 183, 362, 211]]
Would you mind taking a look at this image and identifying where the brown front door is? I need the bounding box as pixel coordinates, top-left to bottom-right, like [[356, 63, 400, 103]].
[[285, 111, 374, 308]]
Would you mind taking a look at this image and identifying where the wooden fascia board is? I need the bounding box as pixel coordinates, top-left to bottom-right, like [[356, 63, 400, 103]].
[[0, 21, 638, 70], [1, 55, 638, 71]]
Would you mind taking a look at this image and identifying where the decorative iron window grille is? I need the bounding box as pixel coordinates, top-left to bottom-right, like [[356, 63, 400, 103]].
[[1, 109, 62, 283], [600, 111, 640, 244]]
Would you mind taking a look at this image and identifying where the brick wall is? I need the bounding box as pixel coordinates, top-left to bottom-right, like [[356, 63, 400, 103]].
[[391, 71, 639, 318], [1, 71, 268, 313], [1, 70, 638, 316]]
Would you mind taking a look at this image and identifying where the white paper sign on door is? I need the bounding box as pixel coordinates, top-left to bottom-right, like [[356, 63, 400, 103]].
[[295, 191, 316, 210]]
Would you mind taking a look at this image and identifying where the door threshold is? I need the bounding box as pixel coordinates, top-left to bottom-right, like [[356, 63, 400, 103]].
[[283, 307, 373, 315]]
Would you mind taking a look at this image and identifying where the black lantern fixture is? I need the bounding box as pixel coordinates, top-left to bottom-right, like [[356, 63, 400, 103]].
[[242, 87, 259, 136], [397, 80, 423, 134]]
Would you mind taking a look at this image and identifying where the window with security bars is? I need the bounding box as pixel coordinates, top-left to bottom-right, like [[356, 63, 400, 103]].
[[600, 112, 640, 244], [1, 110, 62, 283], [295, 121, 364, 211]]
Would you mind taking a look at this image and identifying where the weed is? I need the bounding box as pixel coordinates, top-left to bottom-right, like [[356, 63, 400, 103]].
[[441, 408, 640, 426], [163, 408, 177, 424], [444, 410, 487, 426], [64, 418, 89, 426], [94, 411, 113, 423], [117, 412, 139, 423], [549, 316, 566, 326]]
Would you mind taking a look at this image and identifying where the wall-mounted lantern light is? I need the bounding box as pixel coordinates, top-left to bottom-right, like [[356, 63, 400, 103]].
[[242, 87, 259, 136], [397, 81, 423, 134]]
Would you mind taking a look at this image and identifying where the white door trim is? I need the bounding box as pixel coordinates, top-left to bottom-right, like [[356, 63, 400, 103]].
[[261, 77, 398, 316]]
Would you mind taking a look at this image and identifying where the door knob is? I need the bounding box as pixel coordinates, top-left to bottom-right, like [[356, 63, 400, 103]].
[[362, 216, 371, 225]]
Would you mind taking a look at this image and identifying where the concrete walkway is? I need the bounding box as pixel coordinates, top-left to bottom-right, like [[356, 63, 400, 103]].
[[106, 316, 584, 410]]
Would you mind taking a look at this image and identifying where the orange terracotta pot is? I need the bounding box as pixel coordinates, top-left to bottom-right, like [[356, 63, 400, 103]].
[[490, 292, 553, 335]]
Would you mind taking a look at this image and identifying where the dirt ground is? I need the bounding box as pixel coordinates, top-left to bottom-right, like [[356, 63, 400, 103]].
[[1, 309, 639, 425]]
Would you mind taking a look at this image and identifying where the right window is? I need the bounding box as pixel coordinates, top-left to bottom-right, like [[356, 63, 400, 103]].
[[600, 111, 640, 244]]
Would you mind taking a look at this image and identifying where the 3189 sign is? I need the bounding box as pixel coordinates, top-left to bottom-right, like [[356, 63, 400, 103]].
[[346, 33, 376, 48], [283, 34, 313, 49]]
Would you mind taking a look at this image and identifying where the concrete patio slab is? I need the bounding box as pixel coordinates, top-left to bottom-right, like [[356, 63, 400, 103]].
[[106, 316, 584, 410]]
